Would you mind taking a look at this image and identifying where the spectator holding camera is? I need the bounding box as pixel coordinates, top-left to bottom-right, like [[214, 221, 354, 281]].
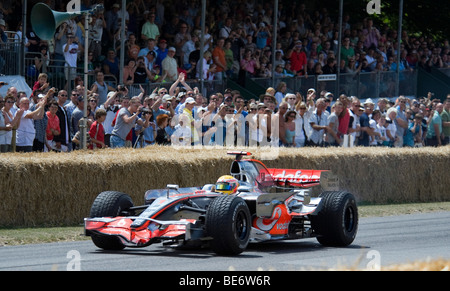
[[134, 108, 155, 148], [110, 96, 150, 148], [442, 97, 450, 145], [63, 33, 81, 89], [287, 40, 307, 76], [255, 22, 271, 50], [240, 49, 260, 77], [15, 89, 53, 152], [426, 102, 444, 147]]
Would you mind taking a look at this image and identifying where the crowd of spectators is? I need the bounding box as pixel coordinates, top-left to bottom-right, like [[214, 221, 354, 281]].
[[1, 1, 449, 85], [0, 0, 449, 152], [0, 74, 449, 152]]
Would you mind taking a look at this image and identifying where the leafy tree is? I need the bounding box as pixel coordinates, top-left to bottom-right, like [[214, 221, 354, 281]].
[[287, 0, 449, 43]]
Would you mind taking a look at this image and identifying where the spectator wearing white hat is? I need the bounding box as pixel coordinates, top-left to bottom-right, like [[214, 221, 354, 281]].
[[150, 93, 174, 122], [181, 97, 199, 145], [162, 47, 178, 82]]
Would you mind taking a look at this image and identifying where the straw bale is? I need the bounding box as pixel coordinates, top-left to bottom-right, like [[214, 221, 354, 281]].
[[0, 146, 449, 227]]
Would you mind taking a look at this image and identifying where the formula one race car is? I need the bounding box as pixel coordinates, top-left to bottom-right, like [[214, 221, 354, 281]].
[[85, 151, 358, 255]]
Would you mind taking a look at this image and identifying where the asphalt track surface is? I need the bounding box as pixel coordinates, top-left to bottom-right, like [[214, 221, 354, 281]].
[[1, 212, 449, 271]]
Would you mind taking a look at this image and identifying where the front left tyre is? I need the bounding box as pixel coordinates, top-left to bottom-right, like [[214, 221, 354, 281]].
[[89, 191, 134, 250], [205, 195, 251, 255]]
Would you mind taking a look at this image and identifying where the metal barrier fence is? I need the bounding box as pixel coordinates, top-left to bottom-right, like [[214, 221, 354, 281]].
[[24, 53, 70, 92], [0, 42, 21, 76], [252, 70, 418, 99], [6, 40, 225, 101], [2, 40, 418, 100]]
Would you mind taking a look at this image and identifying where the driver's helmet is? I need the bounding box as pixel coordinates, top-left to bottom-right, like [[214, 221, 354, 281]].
[[215, 175, 239, 195]]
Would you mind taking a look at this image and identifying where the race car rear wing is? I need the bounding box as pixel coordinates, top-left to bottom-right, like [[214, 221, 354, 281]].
[[267, 168, 323, 188], [268, 168, 339, 190], [227, 151, 252, 161], [227, 151, 339, 190]]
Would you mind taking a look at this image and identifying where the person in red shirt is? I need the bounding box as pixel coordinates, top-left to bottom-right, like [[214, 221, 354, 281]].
[[212, 38, 227, 80], [337, 94, 351, 144], [45, 100, 61, 152], [32, 73, 50, 94], [287, 40, 307, 76], [89, 108, 107, 149]]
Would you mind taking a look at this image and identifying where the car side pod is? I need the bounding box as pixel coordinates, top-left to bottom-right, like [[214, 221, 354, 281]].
[[256, 190, 318, 218], [256, 192, 294, 218]]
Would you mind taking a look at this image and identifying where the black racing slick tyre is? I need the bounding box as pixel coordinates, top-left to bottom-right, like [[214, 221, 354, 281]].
[[310, 191, 358, 247], [89, 191, 134, 250], [206, 195, 251, 256]]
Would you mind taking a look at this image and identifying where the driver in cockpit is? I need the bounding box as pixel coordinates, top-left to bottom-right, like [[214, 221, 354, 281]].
[[215, 175, 240, 195]]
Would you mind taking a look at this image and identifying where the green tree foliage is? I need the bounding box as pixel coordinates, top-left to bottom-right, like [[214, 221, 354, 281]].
[[292, 0, 449, 43]]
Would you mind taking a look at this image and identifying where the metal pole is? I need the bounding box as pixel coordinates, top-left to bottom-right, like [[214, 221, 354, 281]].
[[11, 129, 16, 153], [80, 4, 104, 149], [82, 12, 89, 150], [336, 0, 343, 96], [396, 0, 404, 97], [271, 0, 278, 88], [199, 0, 206, 93], [21, 0, 27, 76], [119, 0, 126, 87]]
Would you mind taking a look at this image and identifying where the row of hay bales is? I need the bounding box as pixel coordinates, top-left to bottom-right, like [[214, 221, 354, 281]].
[[0, 146, 449, 227]]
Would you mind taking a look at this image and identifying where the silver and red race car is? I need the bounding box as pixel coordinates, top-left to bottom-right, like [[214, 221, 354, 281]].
[[84, 151, 358, 255]]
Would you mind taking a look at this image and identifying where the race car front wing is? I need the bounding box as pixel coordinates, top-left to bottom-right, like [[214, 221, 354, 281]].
[[85, 217, 199, 247]]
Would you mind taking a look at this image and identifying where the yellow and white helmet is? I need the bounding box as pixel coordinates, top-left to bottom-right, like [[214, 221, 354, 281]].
[[215, 175, 239, 195]]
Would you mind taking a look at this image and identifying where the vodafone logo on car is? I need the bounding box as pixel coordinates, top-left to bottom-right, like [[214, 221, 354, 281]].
[[255, 207, 282, 231], [272, 169, 321, 182]]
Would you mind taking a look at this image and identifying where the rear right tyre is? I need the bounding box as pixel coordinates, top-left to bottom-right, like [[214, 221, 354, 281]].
[[310, 191, 358, 247]]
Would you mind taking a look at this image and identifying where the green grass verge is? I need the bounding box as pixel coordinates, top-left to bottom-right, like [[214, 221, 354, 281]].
[[1, 202, 449, 246]]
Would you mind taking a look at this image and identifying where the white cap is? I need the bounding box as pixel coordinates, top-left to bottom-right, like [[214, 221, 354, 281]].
[[185, 97, 196, 104], [162, 94, 172, 102], [197, 107, 207, 114], [364, 98, 375, 105]]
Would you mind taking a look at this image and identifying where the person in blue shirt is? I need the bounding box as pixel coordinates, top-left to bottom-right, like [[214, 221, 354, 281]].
[[134, 109, 155, 148], [155, 39, 169, 68], [255, 23, 271, 50], [426, 103, 444, 146], [404, 111, 423, 147]]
